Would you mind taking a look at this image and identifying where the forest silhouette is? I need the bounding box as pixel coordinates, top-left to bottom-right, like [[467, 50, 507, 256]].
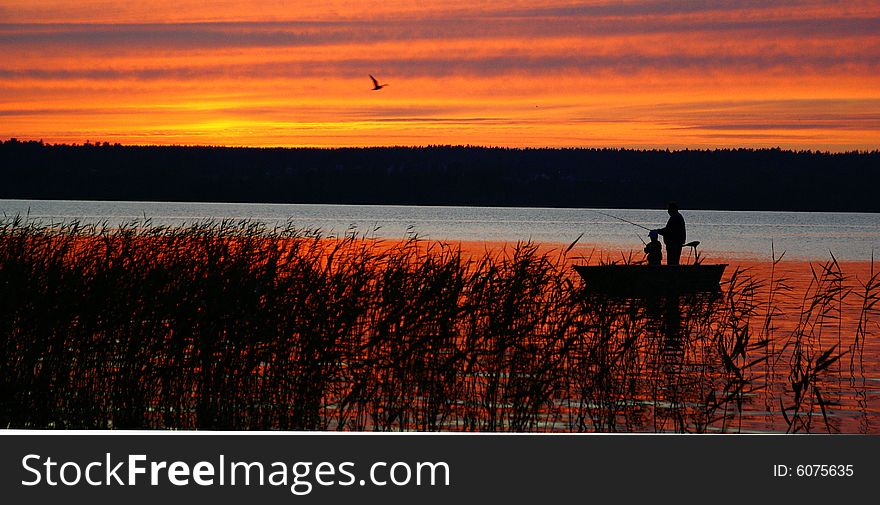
[[2, 139, 879, 211]]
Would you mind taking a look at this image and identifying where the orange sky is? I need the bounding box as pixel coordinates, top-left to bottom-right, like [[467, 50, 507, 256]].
[[1, 0, 879, 150]]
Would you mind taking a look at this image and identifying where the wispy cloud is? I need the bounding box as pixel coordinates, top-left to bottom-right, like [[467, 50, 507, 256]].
[[3, 15, 879, 49], [0, 0, 878, 149]]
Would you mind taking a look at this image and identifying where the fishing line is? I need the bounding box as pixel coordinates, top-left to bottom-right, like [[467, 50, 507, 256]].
[[594, 210, 651, 231]]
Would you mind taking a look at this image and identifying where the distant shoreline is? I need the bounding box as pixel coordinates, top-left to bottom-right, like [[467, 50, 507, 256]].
[[3, 139, 880, 213]]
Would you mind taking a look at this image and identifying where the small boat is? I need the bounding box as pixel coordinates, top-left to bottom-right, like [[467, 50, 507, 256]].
[[573, 264, 727, 296]]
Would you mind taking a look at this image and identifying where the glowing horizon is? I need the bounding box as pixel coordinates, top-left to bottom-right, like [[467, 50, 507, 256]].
[[1, 1, 879, 150]]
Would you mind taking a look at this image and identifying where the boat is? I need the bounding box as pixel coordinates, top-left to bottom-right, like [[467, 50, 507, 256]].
[[573, 263, 727, 296]]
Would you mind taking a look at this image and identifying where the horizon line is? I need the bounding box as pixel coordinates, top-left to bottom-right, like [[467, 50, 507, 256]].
[[3, 138, 879, 155]]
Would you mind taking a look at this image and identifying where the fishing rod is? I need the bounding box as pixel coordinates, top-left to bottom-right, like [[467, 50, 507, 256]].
[[594, 210, 652, 232], [593, 210, 650, 245]]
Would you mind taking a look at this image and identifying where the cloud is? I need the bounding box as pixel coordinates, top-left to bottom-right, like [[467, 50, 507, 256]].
[[2, 13, 878, 52], [2, 51, 877, 82], [672, 122, 880, 131], [1, 1, 878, 150], [493, 0, 875, 19]]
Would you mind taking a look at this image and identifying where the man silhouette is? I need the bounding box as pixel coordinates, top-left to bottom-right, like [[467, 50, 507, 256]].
[[653, 202, 686, 265]]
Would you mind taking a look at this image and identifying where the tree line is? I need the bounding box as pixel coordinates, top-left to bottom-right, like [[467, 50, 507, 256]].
[[2, 139, 878, 211]]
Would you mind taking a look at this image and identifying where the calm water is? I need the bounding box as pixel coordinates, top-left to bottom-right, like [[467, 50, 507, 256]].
[[3, 199, 880, 261]]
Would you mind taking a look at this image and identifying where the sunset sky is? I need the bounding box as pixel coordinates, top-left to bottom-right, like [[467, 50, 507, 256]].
[[1, 0, 878, 150]]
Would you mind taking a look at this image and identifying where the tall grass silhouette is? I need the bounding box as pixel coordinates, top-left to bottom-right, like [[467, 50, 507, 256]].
[[0, 217, 875, 432]]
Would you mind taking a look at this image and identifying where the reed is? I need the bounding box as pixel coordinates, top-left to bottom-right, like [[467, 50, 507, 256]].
[[0, 217, 874, 432]]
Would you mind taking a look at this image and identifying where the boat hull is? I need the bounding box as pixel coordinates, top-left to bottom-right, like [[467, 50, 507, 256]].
[[573, 264, 727, 296]]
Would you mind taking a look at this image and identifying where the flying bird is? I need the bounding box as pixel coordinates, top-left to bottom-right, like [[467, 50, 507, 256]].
[[369, 74, 388, 91]]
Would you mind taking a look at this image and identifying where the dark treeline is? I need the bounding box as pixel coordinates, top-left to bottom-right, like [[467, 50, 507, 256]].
[[2, 139, 879, 211]]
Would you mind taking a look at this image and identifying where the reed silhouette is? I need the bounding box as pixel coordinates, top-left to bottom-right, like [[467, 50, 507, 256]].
[[0, 217, 875, 432]]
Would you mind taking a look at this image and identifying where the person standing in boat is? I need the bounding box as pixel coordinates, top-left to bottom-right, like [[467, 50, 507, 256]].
[[652, 202, 686, 265], [644, 230, 662, 266]]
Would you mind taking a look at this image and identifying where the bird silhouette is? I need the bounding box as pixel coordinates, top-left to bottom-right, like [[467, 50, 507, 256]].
[[369, 74, 388, 91]]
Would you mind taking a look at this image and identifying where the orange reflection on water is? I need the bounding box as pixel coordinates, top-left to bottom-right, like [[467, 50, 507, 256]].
[[3, 227, 879, 432]]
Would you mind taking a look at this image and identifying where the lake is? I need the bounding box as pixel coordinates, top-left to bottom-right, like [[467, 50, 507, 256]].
[[3, 199, 880, 261]]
